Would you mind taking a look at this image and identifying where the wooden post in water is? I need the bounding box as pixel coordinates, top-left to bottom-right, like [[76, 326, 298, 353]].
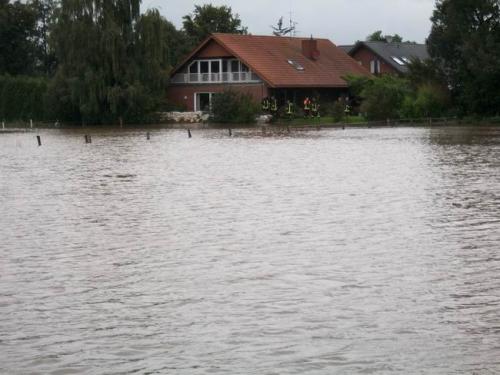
[[36, 135, 41, 146], [30, 119, 33, 129], [146, 132, 150, 140], [2, 121, 4, 130], [187, 129, 192, 138], [85, 135, 92, 144], [228, 128, 232, 137]]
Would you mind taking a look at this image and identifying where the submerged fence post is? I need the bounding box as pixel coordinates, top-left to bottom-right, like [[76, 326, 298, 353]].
[[30, 119, 33, 129], [1, 121, 4, 130], [36, 135, 41, 146], [146, 132, 150, 140], [187, 129, 192, 138], [85, 135, 92, 144], [228, 128, 232, 137]]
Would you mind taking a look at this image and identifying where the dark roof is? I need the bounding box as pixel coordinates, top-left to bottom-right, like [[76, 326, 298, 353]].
[[171, 33, 370, 88], [350, 41, 429, 73], [338, 45, 354, 53]]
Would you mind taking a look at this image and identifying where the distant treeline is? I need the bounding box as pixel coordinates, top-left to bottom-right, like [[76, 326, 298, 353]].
[[0, 1, 246, 124], [1, 0, 500, 123]]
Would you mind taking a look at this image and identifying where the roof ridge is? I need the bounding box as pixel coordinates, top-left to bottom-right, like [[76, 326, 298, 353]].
[[212, 32, 331, 41]]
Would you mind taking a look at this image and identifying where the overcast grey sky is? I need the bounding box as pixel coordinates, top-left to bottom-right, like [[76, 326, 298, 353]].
[[141, 0, 436, 45]]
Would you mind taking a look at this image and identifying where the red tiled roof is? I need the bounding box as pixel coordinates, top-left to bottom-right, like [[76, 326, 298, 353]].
[[171, 33, 371, 88]]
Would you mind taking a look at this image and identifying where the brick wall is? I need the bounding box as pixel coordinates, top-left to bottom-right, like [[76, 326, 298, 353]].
[[351, 47, 398, 75], [167, 83, 269, 111]]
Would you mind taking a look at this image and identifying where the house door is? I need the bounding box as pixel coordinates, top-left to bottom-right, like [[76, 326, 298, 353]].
[[195, 93, 212, 112]]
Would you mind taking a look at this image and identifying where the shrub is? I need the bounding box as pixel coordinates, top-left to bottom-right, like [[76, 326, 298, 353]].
[[413, 83, 451, 118], [331, 100, 346, 122], [360, 75, 411, 120], [210, 89, 260, 123], [346, 74, 453, 121]]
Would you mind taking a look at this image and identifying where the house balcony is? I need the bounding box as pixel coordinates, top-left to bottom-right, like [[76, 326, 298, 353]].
[[170, 72, 262, 85]]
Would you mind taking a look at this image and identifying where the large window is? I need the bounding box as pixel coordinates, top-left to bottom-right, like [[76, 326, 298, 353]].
[[211, 61, 220, 73], [185, 59, 259, 83], [200, 61, 209, 74], [370, 60, 381, 74]]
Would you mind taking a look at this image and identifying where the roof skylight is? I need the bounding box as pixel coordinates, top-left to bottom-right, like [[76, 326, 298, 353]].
[[401, 57, 411, 64], [391, 56, 405, 65], [287, 59, 304, 71]]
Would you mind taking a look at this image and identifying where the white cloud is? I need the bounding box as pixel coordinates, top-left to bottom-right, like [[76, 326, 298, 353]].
[[142, 0, 435, 44]]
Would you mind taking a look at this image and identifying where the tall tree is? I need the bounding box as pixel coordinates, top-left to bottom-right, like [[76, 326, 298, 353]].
[[182, 4, 247, 46], [29, 0, 58, 76], [49, 0, 171, 123], [0, 0, 37, 75], [428, 0, 500, 115]]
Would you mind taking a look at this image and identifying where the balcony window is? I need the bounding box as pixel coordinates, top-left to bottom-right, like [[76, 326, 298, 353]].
[[211, 61, 220, 73], [200, 61, 209, 74], [230, 60, 239, 73], [180, 58, 260, 84]]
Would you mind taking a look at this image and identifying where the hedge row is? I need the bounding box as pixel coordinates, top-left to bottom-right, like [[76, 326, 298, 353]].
[[0, 75, 49, 121]]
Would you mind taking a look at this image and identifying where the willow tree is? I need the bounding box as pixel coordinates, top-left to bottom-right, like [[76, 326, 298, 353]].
[[49, 0, 170, 123]]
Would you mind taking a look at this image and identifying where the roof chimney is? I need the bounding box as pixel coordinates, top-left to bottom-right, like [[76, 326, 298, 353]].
[[302, 36, 320, 60]]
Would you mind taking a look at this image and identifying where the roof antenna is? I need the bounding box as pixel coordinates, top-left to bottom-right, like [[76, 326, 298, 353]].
[[271, 11, 297, 36]]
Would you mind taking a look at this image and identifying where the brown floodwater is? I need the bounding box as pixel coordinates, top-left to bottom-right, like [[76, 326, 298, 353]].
[[1, 126, 500, 374]]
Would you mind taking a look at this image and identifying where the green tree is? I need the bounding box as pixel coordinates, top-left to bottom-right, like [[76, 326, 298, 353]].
[[366, 30, 404, 43], [161, 18, 192, 68], [210, 89, 259, 123], [183, 4, 247, 46], [406, 58, 445, 88], [0, 0, 37, 75], [29, 0, 58, 76], [413, 83, 451, 118], [428, 0, 500, 115], [49, 1, 170, 124], [346, 75, 411, 120]]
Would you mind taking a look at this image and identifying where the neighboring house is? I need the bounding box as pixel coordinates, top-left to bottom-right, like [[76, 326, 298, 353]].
[[168, 33, 370, 112], [340, 41, 429, 75]]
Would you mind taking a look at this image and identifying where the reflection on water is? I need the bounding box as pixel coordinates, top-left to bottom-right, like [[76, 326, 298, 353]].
[[1, 126, 500, 374]]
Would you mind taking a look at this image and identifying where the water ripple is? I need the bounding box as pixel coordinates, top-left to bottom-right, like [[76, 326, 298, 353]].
[[1, 126, 500, 374]]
